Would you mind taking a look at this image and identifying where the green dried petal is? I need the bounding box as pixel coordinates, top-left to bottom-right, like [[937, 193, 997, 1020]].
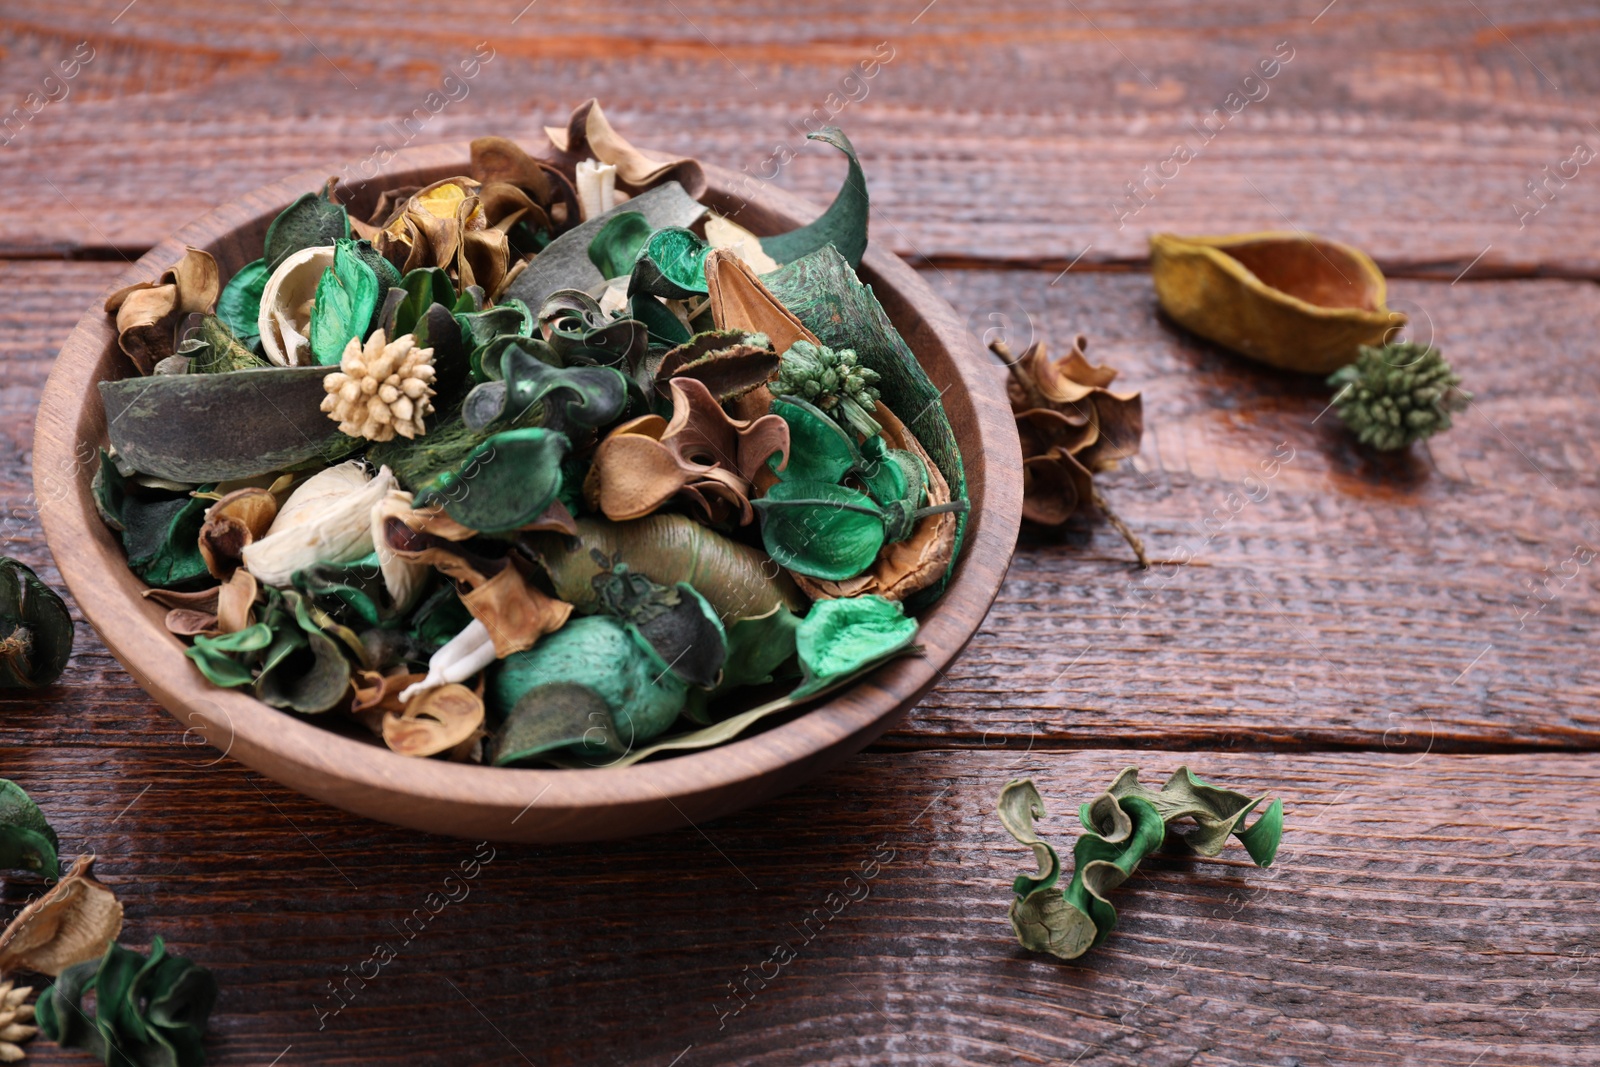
[[792, 595, 917, 699], [0, 777, 61, 878]]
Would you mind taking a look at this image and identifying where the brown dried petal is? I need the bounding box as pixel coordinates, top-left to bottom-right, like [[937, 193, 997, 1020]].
[[592, 379, 788, 524], [163, 608, 219, 637], [382, 683, 485, 758], [470, 136, 555, 203], [0, 855, 124, 977], [457, 556, 572, 658], [216, 568, 258, 634], [103, 248, 221, 374], [546, 99, 707, 198], [142, 586, 220, 613], [352, 668, 426, 734]]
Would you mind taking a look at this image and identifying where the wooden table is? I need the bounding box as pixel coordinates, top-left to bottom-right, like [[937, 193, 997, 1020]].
[[3, 3, 1598, 1064]]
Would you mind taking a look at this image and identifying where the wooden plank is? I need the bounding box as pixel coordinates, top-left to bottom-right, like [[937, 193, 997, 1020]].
[[904, 267, 1600, 752], [5, 262, 1597, 753], [3, 3, 1600, 271], [1, 747, 1594, 1065]]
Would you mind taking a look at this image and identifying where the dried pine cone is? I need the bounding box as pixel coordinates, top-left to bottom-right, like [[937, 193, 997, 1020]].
[[0, 979, 37, 1063], [321, 329, 436, 442], [1327, 342, 1470, 452]]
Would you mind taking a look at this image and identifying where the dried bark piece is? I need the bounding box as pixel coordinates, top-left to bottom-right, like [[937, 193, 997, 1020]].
[[0, 855, 123, 977], [590, 377, 789, 525], [546, 99, 707, 198], [1150, 230, 1400, 374], [103, 248, 220, 374]]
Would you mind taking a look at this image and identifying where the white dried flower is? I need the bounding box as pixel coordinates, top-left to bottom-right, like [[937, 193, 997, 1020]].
[[320, 329, 436, 442], [0, 978, 37, 1062]]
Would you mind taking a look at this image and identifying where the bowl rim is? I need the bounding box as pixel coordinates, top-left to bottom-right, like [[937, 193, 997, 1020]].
[[34, 140, 1022, 840]]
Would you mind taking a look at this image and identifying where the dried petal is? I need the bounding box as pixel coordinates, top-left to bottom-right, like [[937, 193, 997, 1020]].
[[382, 683, 485, 758]]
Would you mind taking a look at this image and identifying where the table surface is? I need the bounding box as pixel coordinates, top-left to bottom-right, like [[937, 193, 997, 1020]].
[[3, 3, 1598, 1065]]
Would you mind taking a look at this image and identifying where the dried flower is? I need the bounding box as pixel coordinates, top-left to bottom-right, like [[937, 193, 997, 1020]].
[[0, 979, 36, 1063], [320, 330, 436, 442], [996, 336, 1148, 567], [1327, 342, 1470, 451], [771, 339, 881, 438]]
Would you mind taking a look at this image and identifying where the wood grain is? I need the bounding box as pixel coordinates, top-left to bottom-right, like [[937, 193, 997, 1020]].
[[5, 8, 1598, 1063], [4, 2, 1600, 272], [1, 747, 1595, 1066]]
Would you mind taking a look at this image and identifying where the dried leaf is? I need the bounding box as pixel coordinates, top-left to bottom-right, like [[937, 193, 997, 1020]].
[[503, 182, 706, 315], [759, 128, 868, 271], [998, 771, 1283, 961], [263, 177, 350, 272], [759, 247, 967, 605], [1149, 230, 1400, 374], [0, 855, 124, 976], [36, 936, 217, 1067], [308, 239, 380, 365]]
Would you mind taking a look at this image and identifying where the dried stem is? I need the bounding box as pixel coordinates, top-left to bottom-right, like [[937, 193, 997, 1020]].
[[1091, 486, 1149, 569]]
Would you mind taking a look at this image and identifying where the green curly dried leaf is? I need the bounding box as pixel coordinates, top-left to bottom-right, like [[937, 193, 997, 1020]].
[[759, 128, 869, 271], [37, 936, 217, 1067], [1000, 770, 1283, 961]]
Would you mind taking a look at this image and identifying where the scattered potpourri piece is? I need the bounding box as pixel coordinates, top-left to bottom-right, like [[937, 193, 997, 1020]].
[[990, 336, 1149, 567], [0, 560, 73, 691], [93, 100, 969, 769], [0, 783, 214, 1066], [998, 772, 1283, 961]]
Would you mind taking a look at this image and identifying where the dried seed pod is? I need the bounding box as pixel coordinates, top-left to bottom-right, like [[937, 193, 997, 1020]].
[[320, 330, 437, 442]]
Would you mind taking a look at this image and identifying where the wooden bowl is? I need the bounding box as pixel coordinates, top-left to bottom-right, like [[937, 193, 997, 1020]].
[[34, 143, 1022, 842]]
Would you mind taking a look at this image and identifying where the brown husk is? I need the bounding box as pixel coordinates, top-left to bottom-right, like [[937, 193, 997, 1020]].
[[0, 855, 124, 977], [103, 247, 221, 374]]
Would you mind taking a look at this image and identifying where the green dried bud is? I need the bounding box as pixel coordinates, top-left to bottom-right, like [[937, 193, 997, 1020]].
[[1327, 342, 1470, 452], [772, 340, 883, 438], [0, 558, 73, 689]]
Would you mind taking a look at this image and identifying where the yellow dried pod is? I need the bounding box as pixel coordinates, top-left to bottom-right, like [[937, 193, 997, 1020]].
[[1149, 231, 1401, 374]]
